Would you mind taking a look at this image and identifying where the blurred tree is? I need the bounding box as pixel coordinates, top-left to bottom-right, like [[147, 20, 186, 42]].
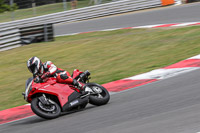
[[0, 0, 17, 13], [0, 0, 9, 13]]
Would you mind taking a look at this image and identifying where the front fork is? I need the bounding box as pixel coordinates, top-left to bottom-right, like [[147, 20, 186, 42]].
[[38, 94, 55, 105]]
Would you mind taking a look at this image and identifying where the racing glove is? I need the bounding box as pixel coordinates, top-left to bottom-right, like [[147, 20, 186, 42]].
[[41, 72, 51, 79], [34, 76, 42, 83]]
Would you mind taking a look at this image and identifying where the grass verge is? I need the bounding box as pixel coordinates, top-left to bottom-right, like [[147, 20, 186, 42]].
[[0, 26, 200, 111]]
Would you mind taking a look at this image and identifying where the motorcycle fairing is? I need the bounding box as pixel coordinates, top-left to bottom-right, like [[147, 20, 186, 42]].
[[28, 78, 75, 107]]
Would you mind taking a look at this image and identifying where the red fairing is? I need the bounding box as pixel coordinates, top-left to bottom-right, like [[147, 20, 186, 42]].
[[72, 69, 83, 79], [28, 78, 74, 107]]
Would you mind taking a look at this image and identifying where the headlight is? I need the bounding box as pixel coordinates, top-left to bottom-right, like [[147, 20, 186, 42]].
[[24, 80, 33, 101]]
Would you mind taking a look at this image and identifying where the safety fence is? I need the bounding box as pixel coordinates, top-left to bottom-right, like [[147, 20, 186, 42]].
[[20, 24, 54, 45], [2, 0, 113, 23], [0, 0, 177, 51], [0, 27, 21, 52], [0, 24, 54, 51]]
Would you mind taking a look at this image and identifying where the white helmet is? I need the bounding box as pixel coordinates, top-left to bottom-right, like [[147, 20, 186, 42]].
[[27, 56, 42, 75]]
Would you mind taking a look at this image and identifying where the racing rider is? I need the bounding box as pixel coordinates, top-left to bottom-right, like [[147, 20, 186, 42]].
[[27, 56, 84, 93]]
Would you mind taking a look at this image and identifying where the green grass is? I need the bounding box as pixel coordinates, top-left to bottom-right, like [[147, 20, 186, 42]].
[[1, 26, 200, 111], [0, 0, 112, 23]]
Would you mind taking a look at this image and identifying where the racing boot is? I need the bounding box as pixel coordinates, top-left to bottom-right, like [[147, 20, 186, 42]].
[[72, 79, 87, 95]]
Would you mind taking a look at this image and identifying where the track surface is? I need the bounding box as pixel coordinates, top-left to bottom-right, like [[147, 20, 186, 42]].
[[1, 69, 200, 133], [54, 2, 200, 36]]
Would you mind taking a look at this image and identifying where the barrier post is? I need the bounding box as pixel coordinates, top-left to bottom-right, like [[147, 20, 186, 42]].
[[44, 24, 48, 42]]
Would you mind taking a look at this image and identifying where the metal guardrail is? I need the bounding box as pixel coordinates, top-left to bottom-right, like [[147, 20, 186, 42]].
[[0, 24, 54, 52], [20, 24, 54, 44], [0, 27, 21, 52], [0, 0, 162, 29], [174, 0, 182, 5]]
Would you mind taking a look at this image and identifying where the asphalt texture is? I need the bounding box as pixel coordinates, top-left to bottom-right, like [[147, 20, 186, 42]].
[[54, 2, 200, 36], [1, 69, 200, 133]]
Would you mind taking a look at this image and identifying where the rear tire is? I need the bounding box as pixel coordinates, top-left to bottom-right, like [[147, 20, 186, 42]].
[[87, 83, 110, 106], [31, 97, 61, 119]]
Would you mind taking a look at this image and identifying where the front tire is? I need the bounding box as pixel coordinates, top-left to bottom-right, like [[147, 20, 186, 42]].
[[31, 97, 61, 119], [87, 83, 110, 106]]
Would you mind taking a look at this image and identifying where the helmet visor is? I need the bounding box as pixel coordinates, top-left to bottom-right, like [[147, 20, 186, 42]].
[[28, 64, 38, 75]]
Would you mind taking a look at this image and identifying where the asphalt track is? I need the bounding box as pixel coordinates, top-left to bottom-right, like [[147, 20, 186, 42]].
[[1, 69, 200, 133], [54, 2, 200, 36]]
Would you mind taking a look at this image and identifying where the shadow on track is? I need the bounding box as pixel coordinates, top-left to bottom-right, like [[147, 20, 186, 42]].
[[11, 105, 97, 126]]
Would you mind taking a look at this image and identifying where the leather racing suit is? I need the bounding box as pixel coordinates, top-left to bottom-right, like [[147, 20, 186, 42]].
[[34, 61, 82, 93]]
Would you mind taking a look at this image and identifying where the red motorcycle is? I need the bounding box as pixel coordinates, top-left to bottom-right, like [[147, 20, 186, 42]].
[[22, 70, 110, 119]]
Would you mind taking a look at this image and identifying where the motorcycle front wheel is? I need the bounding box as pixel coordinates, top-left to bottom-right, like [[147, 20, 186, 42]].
[[31, 97, 61, 119]]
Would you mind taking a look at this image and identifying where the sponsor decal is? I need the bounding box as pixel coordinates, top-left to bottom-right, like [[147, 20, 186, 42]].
[[70, 100, 79, 106]]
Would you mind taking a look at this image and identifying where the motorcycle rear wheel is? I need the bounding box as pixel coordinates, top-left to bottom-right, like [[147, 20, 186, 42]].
[[87, 83, 110, 106], [31, 97, 61, 119]]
